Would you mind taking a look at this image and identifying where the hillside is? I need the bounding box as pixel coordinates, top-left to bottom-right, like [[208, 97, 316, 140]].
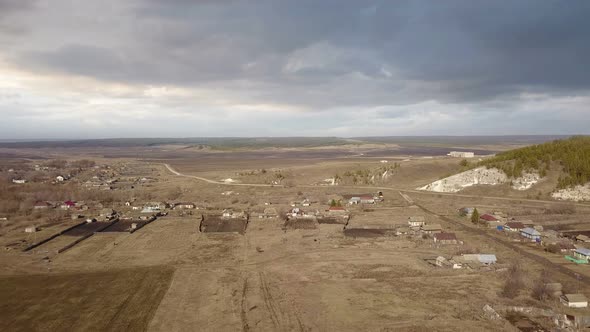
[[417, 136, 590, 200], [478, 136, 590, 189]]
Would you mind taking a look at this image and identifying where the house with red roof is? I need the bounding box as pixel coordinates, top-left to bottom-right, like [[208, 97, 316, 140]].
[[480, 214, 499, 222], [60, 200, 77, 210], [434, 232, 459, 245]]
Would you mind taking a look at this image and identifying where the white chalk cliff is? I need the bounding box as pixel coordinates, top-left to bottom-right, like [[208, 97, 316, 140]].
[[418, 167, 541, 193]]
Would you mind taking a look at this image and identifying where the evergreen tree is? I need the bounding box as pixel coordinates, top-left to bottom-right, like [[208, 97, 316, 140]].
[[471, 208, 480, 224]]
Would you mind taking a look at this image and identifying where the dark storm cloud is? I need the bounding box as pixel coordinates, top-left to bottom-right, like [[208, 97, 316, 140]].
[[0, 0, 37, 34], [3, 0, 590, 108]]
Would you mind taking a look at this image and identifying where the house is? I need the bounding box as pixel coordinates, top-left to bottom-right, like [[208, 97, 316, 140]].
[[521, 227, 542, 242], [408, 216, 426, 228], [142, 202, 164, 213], [480, 214, 499, 222], [433, 232, 458, 245], [61, 200, 76, 210], [574, 248, 590, 261], [56, 175, 65, 182], [12, 179, 26, 184], [561, 294, 588, 308], [576, 235, 590, 243], [504, 221, 525, 232], [287, 208, 314, 219], [301, 198, 311, 207], [25, 226, 37, 233], [559, 242, 576, 253], [174, 202, 196, 210], [344, 194, 375, 205], [421, 224, 442, 234], [327, 206, 347, 214], [34, 201, 52, 209], [447, 151, 475, 158]]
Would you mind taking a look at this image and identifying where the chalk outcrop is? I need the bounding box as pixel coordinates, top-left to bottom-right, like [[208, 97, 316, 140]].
[[511, 172, 541, 191], [418, 167, 508, 193], [552, 184, 590, 202]]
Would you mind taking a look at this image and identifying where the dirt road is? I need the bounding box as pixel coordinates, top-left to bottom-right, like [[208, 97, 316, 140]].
[[163, 163, 590, 208], [164, 164, 274, 187]]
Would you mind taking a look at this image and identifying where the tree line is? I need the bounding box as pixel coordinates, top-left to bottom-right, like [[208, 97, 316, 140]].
[[478, 136, 590, 189]]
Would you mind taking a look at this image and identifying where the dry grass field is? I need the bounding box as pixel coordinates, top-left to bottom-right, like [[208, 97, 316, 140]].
[[1, 141, 590, 331], [0, 266, 173, 331]]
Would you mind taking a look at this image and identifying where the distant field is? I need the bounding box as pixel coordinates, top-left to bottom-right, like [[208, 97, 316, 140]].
[[0, 135, 567, 150], [0, 266, 173, 331]]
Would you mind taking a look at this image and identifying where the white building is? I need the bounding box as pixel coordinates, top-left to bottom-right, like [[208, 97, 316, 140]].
[[447, 151, 475, 158], [561, 294, 588, 308], [408, 216, 426, 228]]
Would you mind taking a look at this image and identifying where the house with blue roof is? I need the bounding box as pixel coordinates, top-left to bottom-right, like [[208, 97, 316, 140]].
[[574, 248, 590, 261], [520, 227, 541, 242]]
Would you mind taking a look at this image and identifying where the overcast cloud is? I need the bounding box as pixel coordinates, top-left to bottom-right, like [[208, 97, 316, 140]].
[[0, 0, 589, 138]]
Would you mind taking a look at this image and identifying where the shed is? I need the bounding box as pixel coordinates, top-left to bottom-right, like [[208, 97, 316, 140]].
[[561, 294, 588, 308], [25, 226, 37, 233]]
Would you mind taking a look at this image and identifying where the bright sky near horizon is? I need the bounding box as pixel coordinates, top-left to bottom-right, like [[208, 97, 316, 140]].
[[1, 0, 589, 139]]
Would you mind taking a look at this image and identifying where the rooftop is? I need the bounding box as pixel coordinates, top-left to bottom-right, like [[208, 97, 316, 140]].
[[575, 248, 590, 256], [563, 294, 588, 303], [434, 233, 457, 241], [521, 227, 541, 236]]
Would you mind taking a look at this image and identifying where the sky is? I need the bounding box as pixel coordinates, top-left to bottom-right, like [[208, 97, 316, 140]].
[[1, 0, 589, 139]]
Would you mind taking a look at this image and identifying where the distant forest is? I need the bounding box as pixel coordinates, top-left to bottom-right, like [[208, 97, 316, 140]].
[[479, 136, 590, 188]]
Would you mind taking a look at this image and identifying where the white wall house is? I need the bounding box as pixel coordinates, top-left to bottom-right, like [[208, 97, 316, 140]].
[[447, 151, 475, 158], [561, 294, 588, 308]]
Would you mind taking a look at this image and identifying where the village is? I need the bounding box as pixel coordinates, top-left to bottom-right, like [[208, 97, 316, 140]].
[[2, 154, 590, 331]]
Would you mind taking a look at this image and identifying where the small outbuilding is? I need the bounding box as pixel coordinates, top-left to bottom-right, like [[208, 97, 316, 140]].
[[561, 294, 588, 308]]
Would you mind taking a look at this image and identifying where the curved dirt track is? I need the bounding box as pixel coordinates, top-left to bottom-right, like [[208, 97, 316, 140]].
[[163, 163, 590, 208]]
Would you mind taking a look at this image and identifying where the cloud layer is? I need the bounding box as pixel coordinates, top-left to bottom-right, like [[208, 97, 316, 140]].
[[0, 0, 589, 138]]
